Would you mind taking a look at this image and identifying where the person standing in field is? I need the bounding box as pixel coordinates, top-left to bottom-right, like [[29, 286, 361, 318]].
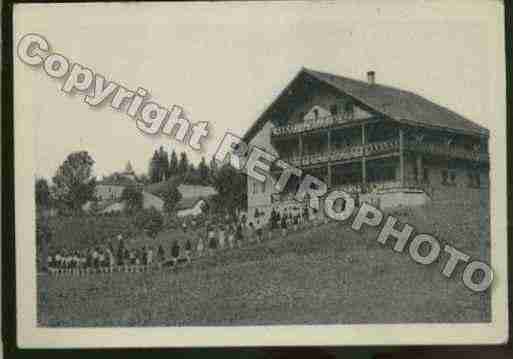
[[117, 238, 125, 266], [266, 219, 273, 241], [218, 224, 226, 249], [92, 248, 99, 269], [54, 252, 61, 269], [292, 210, 299, 231], [281, 212, 288, 237], [208, 225, 217, 255], [270, 207, 277, 230], [256, 221, 263, 243], [123, 247, 130, 268], [129, 249, 136, 266], [311, 208, 318, 226], [157, 244, 165, 264], [184, 238, 192, 263], [235, 222, 243, 248], [248, 222, 255, 243], [147, 246, 153, 266], [196, 235, 205, 257], [105, 247, 114, 271], [227, 224, 235, 248], [171, 240, 180, 266], [302, 206, 309, 227]]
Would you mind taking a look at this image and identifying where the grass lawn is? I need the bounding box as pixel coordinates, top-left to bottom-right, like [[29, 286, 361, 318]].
[[38, 191, 491, 326]]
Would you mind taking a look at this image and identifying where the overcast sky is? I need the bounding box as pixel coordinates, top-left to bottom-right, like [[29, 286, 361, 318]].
[[13, 1, 505, 180]]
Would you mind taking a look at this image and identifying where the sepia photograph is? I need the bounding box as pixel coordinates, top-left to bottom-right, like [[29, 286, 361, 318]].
[[11, 0, 508, 348]]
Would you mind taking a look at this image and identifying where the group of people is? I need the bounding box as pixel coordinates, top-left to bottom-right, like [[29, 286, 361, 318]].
[[269, 205, 325, 235], [193, 204, 327, 256], [48, 204, 330, 275], [48, 235, 174, 272]]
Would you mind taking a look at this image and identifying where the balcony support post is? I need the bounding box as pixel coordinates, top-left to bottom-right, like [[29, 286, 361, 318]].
[[399, 128, 405, 187], [361, 123, 367, 192], [416, 154, 423, 183], [327, 129, 332, 187], [298, 134, 303, 158]]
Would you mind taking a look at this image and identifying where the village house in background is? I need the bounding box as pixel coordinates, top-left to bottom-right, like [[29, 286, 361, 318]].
[[243, 68, 490, 225], [83, 162, 217, 217]]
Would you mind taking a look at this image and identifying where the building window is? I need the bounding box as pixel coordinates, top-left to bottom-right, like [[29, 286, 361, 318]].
[[467, 171, 481, 188], [449, 171, 457, 185], [441, 170, 448, 185], [442, 168, 457, 186], [313, 108, 319, 119], [423, 168, 430, 183], [330, 104, 339, 116]]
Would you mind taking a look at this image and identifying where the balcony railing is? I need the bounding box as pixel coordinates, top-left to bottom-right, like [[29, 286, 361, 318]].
[[405, 142, 489, 163], [271, 115, 352, 136], [281, 138, 488, 167], [285, 139, 400, 167]]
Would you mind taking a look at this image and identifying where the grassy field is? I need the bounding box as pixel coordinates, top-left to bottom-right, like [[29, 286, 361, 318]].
[[38, 190, 491, 326]]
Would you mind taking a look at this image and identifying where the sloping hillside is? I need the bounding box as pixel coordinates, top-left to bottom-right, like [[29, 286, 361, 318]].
[[38, 193, 491, 326]]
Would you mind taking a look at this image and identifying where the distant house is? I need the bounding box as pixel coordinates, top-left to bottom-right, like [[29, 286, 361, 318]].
[[95, 161, 139, 202], [98, 191, 165, 214], [144, 179, 217, 216], [88, 172, 217, 217]]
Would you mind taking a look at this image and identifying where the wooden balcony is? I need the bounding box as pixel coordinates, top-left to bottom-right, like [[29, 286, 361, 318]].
[[271, 115, 349, 137], [405, 142, 489, 163], [285, 139, 400, 167], [281, 138, 488, 168]]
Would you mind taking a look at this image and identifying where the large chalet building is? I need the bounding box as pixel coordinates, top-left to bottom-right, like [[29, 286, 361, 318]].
[[243, 68, 489, 224]]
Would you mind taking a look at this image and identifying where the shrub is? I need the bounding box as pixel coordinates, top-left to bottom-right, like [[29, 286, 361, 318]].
[[134, 207, 164, 238]]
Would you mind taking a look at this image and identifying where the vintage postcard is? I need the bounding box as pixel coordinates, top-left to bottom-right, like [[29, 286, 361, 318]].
[[13, 0, 508, 348]]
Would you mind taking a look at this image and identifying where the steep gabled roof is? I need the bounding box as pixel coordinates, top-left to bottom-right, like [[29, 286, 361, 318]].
[[97, 176, 138, 187], [243, 67, 488, 142], [176, 197, 205, 211], [144, 177, 217, 200], [144, 176, 183, 198]]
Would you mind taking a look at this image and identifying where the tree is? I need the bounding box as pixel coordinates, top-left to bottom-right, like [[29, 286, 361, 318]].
[[169, 150, 178, 178], [212, 164, 247, 217], [135, 207, 164, 238], [178, 151, 189, 176], [138, 173, 150, 185], [198, 157, 209, 184], [146, 208, 164, 238], [163, 185, 182, 215], [188, 162, 196, 175], [35, 178, 51, 209], [36, 218, 52, 272], [52, 151, 96, 212], [121, 184, 143, 213], [149, 150, 160, 183], [209, 157, 219, 184], [89, 198, 101, 215], [158, 146, 169, 181]]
